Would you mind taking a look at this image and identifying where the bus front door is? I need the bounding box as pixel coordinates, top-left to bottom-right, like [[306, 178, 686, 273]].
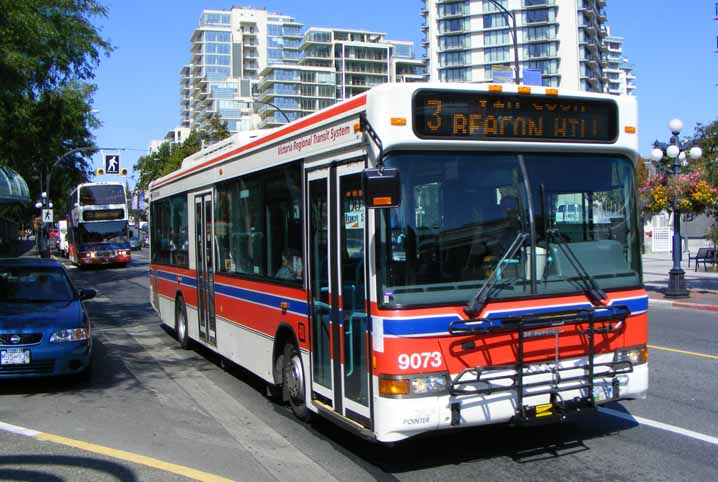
[[307, 162, 370, 428], [194, 192, 216, 346]]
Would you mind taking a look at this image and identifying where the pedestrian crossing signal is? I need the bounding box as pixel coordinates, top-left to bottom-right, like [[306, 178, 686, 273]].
[[120, 168, 128, 176], [96, 168, 105, 175]]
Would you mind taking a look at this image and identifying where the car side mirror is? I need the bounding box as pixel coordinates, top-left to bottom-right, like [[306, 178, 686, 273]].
[[79, 288, 96, 300]]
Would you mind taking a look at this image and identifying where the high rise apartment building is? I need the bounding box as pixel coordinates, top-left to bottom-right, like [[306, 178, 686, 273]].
[[257, 28, 423, 127], [180, 8, 422, 133], [421, 0, 613, 92], [604, 28, 635, 95], [180, 8, 303, 132]]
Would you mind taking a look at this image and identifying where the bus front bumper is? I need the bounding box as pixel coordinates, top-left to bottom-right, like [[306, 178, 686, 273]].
[[372, 357, 648, 443]]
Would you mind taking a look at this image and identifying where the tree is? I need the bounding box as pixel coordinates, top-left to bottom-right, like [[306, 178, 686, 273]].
[[134, 117, 232, 191], [0, 0, 112, 215], [692, 120, 718, 189]]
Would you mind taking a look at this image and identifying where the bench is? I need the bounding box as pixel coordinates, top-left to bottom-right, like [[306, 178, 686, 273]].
[[688, 247, 717, 271]]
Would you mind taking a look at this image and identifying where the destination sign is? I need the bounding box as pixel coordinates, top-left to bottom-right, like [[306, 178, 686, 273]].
[[83, 209, 125, 221], [413, 90, 618, 142]]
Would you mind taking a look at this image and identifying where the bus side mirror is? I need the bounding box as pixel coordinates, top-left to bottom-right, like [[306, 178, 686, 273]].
[[362, 167, 401, 209]]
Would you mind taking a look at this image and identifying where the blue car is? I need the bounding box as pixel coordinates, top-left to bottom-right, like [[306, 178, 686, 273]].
[[0, 258, 95, 379]]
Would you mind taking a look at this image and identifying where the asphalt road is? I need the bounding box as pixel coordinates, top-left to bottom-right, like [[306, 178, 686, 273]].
[[0, 250, 716, 481]]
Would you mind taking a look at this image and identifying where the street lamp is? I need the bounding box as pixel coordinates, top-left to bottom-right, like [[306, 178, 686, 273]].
[[650, 118, 703, 298], [485, 0, 520, 84], [253, 99, 291, 123], [37, 145, 124, 258], [35, 191, 51, 258]]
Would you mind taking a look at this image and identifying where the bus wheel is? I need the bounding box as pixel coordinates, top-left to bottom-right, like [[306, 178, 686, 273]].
[[265, 351, 284, 402], [283, 343, 310, 421], [175, 297, 190, 349]]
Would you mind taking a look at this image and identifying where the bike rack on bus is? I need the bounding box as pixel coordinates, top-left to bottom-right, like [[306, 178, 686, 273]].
[[447, 305, 633, 425]]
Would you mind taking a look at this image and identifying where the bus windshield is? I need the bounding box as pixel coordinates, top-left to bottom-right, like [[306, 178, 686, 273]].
[[80, 185, 125, 205], [376, 152, 641, 308], [79, 221, 129, 245]]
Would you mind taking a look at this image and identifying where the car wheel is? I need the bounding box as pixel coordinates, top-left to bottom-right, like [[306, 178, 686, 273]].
[[282, 342, 311, 421], [175, 297, 190, 349]]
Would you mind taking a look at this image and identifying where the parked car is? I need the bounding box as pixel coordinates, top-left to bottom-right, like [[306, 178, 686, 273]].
[[0, 258, 95, 379]]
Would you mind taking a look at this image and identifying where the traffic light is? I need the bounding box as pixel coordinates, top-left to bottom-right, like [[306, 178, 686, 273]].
[[120, 168, 128, 176], [96, 167, 105, 175]]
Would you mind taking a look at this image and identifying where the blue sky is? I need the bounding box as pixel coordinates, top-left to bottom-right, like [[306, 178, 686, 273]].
[[91, 1, 718, 186]]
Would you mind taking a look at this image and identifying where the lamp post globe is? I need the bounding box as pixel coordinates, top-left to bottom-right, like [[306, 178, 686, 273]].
[[650, 148, 664, 162], [669, 118, 683, 134], [689, 146, 702, 160], [666, 144, 680, 158]]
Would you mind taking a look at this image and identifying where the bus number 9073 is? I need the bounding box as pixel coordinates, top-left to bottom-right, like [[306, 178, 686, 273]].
[[398, 352, 442, 370]]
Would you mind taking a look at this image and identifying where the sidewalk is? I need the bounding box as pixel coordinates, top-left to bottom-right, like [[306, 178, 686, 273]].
[[642, 250, 718, 312]]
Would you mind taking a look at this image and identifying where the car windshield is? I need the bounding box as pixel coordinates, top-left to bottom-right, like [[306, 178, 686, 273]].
[[0, 266, 74, 302], [376, 152, 641, 308], [79, 221, 128, 244]]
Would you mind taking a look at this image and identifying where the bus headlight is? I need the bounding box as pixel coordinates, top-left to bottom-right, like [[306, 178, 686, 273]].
[[379, 373, 449, 398], [614, 345, 648, 365]]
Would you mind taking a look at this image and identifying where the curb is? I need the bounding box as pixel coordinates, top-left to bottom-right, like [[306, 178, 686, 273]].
[[648, 297, 718, 312]]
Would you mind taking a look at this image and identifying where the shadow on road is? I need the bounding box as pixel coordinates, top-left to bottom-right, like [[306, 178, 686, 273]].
[[0, 454, 140, 481]]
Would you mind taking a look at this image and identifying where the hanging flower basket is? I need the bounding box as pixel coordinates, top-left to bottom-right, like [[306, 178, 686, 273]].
[[640, 171, 718, 217]]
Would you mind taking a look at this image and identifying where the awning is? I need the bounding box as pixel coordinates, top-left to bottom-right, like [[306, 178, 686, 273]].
[[0, 165, 31, 205]]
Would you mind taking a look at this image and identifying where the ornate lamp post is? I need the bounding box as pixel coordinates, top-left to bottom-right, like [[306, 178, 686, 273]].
[[650, 118, 703, 298], [34, 192, 53, 258]]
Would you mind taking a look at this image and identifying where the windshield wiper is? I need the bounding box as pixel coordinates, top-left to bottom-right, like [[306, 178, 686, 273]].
[[464, 232, 528, 317], [546, 228, 606, 305]]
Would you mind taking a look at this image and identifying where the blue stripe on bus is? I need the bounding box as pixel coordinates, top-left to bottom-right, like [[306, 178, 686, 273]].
[[382, 296, 648, 337], [151, 269, 197, 287], [213, 282, 309, 316]]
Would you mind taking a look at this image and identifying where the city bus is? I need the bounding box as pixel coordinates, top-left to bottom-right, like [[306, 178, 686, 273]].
[[67, 181, 131, 267], [148, 83, 648, 443]]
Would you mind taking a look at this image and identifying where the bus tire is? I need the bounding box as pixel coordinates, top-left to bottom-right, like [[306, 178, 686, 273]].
[[282, 342, 311, 421], [175, 297, 190, 349], [265, 353, 284, 402]]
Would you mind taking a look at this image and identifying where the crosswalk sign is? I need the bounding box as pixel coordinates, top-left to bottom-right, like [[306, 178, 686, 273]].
[[104, 154, 120, 174], [42, 209, 53, 222]]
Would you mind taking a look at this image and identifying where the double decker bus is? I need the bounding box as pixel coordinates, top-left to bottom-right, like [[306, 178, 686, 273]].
[[67, 181, 131, 267], [148, 83, 647, 443]]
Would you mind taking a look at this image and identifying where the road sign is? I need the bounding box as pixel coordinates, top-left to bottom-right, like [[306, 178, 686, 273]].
[[104, 154, 120, 174], [42, 209, 53, 223]]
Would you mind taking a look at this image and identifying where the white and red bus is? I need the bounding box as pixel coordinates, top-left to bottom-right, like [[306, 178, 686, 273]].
[[149, 83, 648, 443], [67, 182, 131, 267]]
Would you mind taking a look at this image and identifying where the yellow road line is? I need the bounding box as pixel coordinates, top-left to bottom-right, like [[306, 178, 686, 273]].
[[35, 432, 235, 482], [648, 344, 718, 360]]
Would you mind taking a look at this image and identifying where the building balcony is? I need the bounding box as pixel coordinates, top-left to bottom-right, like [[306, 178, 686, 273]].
[[420, 8, 428, 17]]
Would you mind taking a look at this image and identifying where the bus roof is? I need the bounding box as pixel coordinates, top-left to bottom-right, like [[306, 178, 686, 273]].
[[150, 82, 638, 192]]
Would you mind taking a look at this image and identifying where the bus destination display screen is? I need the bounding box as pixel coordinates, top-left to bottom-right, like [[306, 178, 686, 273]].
[[413, 90, 618, 143], [83, 209, 125, 221]]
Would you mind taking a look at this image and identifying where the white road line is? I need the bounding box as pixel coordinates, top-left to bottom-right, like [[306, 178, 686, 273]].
[[0, 420, 41, 437], [600, 407, 718, 446]]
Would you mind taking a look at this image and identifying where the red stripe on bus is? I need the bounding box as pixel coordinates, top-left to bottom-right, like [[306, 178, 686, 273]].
[[153, 94, 367, 189], [214, 274, 306, 300]]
